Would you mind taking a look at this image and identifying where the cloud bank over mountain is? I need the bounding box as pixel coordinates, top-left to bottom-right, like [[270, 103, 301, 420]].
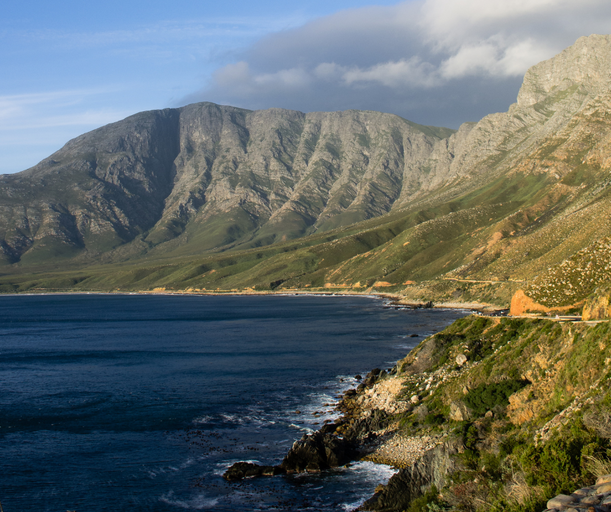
[[187, 0, 611, 127]]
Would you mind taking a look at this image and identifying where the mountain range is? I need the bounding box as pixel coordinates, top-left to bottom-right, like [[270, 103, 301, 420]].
[[3, 34, 611, 310]]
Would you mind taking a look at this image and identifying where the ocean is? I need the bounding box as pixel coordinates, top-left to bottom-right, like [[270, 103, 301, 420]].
[[0, 293, 467, 511]]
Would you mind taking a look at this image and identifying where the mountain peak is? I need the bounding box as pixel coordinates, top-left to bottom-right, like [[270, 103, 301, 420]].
[[517, 33, 611, 107]]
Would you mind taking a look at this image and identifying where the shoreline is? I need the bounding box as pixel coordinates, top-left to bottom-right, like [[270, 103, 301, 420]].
[[223, 349, 454, 510], [4, 287, 505, 313], [220, 301, 477, 510]]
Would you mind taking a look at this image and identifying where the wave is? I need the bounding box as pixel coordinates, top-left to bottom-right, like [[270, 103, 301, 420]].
[[160, 491, 219, 509]]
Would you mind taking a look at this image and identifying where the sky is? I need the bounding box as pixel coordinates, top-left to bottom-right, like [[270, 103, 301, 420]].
[[2, 0, 611, 175]]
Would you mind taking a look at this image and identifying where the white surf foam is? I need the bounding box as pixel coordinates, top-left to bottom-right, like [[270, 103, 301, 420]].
[[160, 491, 219, 509]]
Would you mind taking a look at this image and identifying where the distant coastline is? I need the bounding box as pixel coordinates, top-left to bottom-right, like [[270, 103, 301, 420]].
[[5, 287, 502, 314]]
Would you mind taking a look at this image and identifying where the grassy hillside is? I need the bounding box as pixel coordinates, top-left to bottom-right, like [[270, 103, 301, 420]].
[[365, 315, 611, 511]]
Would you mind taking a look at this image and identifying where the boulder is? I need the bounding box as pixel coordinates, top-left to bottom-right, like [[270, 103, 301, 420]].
[[449, 401, 471, 422], [597, 474, 611, 485], [363, 369, 383, 387], [546, 494, 576, 509], [280, 431, 356, 473]]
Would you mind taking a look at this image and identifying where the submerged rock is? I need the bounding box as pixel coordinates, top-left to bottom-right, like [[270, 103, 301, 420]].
[[222, 462, 284, 481]]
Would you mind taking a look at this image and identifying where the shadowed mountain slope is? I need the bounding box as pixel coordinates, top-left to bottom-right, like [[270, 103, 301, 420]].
[[0, 105, 456, 265]]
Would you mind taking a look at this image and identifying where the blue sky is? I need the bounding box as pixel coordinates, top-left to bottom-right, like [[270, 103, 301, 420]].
[[2, 0, 611, 174]]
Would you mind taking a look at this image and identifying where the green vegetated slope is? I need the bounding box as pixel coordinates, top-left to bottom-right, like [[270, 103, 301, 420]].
[[368, 315, 611, 511], [0, 170, 559, 298]]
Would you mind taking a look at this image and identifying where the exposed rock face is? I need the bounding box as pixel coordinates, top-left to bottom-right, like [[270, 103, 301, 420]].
[[397, 336, 440, 375], [280, 431, 356, 473], [509, 290, 551, 316], [358, 442, 458, 512], [426, 35, 611, 198], [582, 284, 611, 320], [518, 34, 611, 108], [0, 105, 456, 264]]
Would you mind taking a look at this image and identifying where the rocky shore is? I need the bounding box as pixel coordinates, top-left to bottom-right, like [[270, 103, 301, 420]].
[[222, 367, 396, 481], [223, 361, 454, 510]]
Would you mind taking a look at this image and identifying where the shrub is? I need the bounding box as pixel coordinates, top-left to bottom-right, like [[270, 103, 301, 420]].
[[463, 379, 529, 417], [406, 485, 446, 512], [515, 420, 610, 495]]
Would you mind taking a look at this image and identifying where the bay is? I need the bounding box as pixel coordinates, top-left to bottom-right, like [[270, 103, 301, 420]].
[[0, 294, 467, 511]]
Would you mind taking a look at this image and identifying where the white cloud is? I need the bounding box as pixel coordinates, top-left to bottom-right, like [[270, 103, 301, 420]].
[[420, 0, 563, 45], [437, 39, 547, 79], [497, 39, 553, 76], [314, 62, 345, 81], [342, 58, 440, 88], [254, 68, 311, 88], [439, 43, 500, 78], [190, 0, 611, 128], [214, 62, 253, 89]]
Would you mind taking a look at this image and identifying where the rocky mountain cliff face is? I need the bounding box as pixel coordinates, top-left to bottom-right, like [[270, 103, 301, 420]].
[[429, 34, 611, 189], [0, 104, 456, 265]]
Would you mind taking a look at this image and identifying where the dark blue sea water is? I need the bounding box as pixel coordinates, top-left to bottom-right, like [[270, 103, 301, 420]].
[[0, 294, 467, 511]]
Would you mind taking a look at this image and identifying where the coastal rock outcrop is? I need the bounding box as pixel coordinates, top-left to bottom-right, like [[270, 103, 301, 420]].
[[222, 462, 284, 481], [222, 367, 398, 482], [358, 442, 458, 512], [223, 424, 359, 480], [223, 314, 611, 511], [280, 430, 357, 473]]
